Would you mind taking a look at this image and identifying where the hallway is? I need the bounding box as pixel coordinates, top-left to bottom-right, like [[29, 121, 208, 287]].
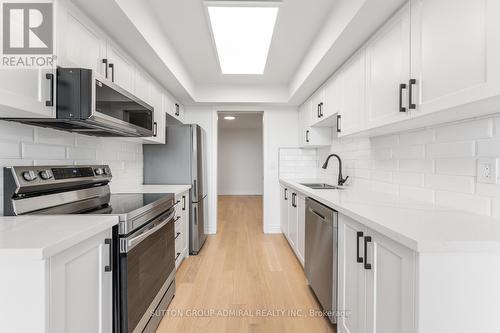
[[156, 195, 335, 333]]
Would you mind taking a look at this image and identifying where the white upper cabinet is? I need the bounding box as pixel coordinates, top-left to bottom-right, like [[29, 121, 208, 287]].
[[339, 49, 366, 136], [106, 42, 135, 93], [134, 69, 152, 105], [324, 73, 343, 123], [298, 99, 332, 147], [57, 4, 106, 75], [310, 88, 325, 126], [410, 0, 500, 117], [365, 3, 411, 129], [143, 82, 166, 144], [0, 67, 56, 118]]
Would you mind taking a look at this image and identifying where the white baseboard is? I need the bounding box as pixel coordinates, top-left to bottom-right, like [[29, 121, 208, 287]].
[[264, 224, 282, 234]]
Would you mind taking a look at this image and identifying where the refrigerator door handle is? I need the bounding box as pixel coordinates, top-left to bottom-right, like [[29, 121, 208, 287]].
[[194, 206, 197, 225], [193, 179, 197, 198]]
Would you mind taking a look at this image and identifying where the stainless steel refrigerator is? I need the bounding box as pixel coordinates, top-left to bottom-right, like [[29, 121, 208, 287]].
[[143, 124, 208, 254]]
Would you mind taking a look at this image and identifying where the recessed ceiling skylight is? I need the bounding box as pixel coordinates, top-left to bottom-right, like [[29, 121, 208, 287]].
[[206, 2, 280, 75]]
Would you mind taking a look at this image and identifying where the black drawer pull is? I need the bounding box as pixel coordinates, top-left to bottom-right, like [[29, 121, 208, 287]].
[[399, 83, 407, 112], [409, 79, 416, 110], [45, 73, 54, 107], [364, 236, 372, 270], [284, 188, 288, 200], [175, 252, 181, 260], [104, 238, 113, 272], [356, 232, 364, 263], [175, 232, 181, 240], [182, 195, 186, 210]]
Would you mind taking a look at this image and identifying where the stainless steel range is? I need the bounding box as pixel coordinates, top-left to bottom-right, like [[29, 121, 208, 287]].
[[3, 165, 178, 333]]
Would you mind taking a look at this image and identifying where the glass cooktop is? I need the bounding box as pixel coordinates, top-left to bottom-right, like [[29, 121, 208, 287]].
[[89, 193, 173, 215]]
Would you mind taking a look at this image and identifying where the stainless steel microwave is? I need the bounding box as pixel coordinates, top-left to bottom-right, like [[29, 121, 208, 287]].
[[3, 68, 154, 137]]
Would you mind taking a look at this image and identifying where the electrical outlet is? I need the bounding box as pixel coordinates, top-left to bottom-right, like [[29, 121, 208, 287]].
[[477, 158, 498, 184]]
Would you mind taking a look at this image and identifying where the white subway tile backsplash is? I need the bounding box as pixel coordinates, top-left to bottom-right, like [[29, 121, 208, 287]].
[[22, 143, 66, 160], [435, 119, 492, 142], [0, 141, 21, 158], [67, 147, 96, 160], [427, 141, 475, 158], [477, 138, 500, 156], [371, 134, 398, 148], [392, 145, 425, 159], [399, 159, 434, 173], [425, 174, 475, 193], [0, 122, 33, 142], [399, 129, 434, 146], [393, 172, 424, 187], [35, 128, 75, 146], [294, 114, 500, 218], [435, 158, 476, 176], [0, 120, 143, 214]]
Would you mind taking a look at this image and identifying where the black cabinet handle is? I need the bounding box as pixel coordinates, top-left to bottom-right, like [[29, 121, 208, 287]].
[[399, 83, 407, 112], [175, 232, 181, 240], [306, 130, 310, 143], [364, 236, 372, 270], [175, 103, 180, 116], [409, 79, 416, 110], [356, 232, 364, 263], [109, 63, 115, 82], [102, 59, 108, 78], [182, 195, 186, 210], [104, 238, 113, 272], [336, 114, 342, 133], [175, 252, 181, 260], [292, 193, 297, 208], [284, 188, 288, 200], [319, 102, 324, 117], [153, 122, 158, 137], [45, 73, 54, 107]]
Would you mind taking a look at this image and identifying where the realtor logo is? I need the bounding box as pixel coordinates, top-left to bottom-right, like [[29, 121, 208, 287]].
[[2, 2, 52, 54], [1, 1, 54, 67]]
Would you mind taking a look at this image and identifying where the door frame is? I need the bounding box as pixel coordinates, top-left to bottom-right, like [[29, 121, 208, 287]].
[[212, 108, 266, 233]]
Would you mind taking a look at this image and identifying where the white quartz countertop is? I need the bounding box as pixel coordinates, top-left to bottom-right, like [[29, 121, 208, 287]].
[[280, 179, 500, 253], [113, 184, 191, 195], [0, 215, 118, 260]]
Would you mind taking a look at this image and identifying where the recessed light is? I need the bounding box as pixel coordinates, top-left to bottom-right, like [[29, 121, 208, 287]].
[[206, 2, 280, 75], [224, 116, 236, 120]]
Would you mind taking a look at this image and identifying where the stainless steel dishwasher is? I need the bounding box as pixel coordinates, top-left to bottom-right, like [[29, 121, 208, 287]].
[[305, 197, 338, 324]]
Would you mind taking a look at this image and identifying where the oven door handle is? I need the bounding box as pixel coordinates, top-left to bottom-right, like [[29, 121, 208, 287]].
[[126, 209, 175, 251]]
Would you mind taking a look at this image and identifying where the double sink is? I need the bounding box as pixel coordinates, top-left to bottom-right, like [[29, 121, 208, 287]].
[[300, 183, 343, 190]]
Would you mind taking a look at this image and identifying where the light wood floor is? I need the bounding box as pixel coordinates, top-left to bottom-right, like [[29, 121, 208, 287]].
[[156, 195, 335, 333]]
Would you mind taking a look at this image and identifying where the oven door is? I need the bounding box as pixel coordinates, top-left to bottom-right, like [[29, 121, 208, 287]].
[[119, 208, 176, 333]]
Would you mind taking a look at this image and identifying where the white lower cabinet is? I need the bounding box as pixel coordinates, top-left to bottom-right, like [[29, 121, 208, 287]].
[[280, 186, 289, 236], [338, 213, 415, 333], [50, 229, 113, 333], [287, 191, 298, 248], [280, 186, 305, 267], [175, 190, 190, 269]]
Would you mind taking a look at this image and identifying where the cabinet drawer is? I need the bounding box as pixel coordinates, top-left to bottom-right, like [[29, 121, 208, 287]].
[[175, 229, 184, 252], [175, 215, 184, 234]]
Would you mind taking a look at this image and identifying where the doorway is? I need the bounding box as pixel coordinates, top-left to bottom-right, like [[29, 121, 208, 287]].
[[217, 112, 264, 230]]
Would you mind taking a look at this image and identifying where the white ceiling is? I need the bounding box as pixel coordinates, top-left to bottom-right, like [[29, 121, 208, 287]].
[[147, 0, 335, 85]]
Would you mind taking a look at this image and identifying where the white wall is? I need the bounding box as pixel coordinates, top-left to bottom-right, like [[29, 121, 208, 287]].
[[0, 121, 144, 214], [218, 126, 263, 195], [185, 106, 298, 234], [315, 114, 500, 217]]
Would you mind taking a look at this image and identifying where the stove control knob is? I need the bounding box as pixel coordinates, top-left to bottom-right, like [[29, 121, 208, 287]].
[[39, 170, 53, 180], [22, 170, 37, 182], [94, 168, 104, 176], [103, 167, 111, 175]]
